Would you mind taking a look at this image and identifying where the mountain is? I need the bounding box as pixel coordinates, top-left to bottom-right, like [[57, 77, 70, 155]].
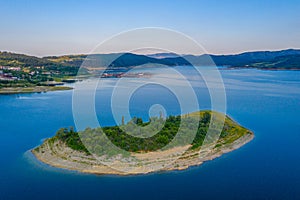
[[111, 49, 300, 69], [160, 49, 300, 68], [1, 49, 300, 70], [45, 53, 178, 68], [108, 53, 169, 67]]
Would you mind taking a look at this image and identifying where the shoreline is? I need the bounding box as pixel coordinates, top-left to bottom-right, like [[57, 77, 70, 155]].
[[223, 66, 300, 71], [31, 132, 254, 176], [0, 85, 73, 94]]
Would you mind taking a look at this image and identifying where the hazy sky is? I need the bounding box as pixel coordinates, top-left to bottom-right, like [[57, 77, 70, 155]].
[[1, 0, 300, 56]]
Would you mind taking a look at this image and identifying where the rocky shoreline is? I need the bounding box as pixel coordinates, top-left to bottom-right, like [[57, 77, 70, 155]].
[[31, 132, 254, 176]]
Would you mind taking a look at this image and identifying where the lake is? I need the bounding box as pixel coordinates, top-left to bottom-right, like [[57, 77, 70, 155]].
[[0, 67, 300, 199]]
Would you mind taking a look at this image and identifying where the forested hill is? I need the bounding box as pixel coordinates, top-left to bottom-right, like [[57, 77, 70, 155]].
[[205, 49, 300, 69], [46, 49, 300, 69], [0, 51, 79, 75]]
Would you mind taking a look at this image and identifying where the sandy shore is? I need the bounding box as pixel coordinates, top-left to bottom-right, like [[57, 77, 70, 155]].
[[32, 132, 254, 176]]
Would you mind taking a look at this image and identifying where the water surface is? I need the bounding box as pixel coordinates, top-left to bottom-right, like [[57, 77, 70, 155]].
[[0, 68, 299, 199]]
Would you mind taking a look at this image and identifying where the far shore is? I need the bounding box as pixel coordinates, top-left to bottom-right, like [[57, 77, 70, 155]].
[[0, 85, 73, 94]]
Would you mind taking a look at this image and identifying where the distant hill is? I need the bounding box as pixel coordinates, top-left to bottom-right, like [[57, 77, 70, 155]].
[[249, 54, 300, 69], [0, 52, 53, 67], [159, 49, 300, 68], [45, 54, 87, 67], [109, 53, 168, 67], [0, 52, 81, 75], [1, 49, 300, 70], [45, 53, 179, 68], [115, 49, 300, 69], [211, 49, 300, 67]]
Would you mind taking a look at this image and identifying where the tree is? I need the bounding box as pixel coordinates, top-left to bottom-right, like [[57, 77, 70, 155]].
[[121, 116, 125, 125], [202, 112, 211, 124]]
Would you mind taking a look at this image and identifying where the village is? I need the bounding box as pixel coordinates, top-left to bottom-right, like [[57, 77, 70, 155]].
[[101, 72, 152, 78], [0, 65, 64, 83], [0, 66, 20, 81]]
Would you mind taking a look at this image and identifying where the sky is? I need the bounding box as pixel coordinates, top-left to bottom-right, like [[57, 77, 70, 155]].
[[0, 0, 300, 56]]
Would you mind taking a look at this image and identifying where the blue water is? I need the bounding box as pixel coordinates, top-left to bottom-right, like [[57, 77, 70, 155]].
[[0, 68, 300, 199]]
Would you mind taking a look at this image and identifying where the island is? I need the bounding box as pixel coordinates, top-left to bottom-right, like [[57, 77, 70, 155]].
[[32, 111, 254, 175]]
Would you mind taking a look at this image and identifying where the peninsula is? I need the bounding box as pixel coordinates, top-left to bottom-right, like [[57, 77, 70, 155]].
[[32, 111, 254, 175], [0, 85, 72, 94]]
